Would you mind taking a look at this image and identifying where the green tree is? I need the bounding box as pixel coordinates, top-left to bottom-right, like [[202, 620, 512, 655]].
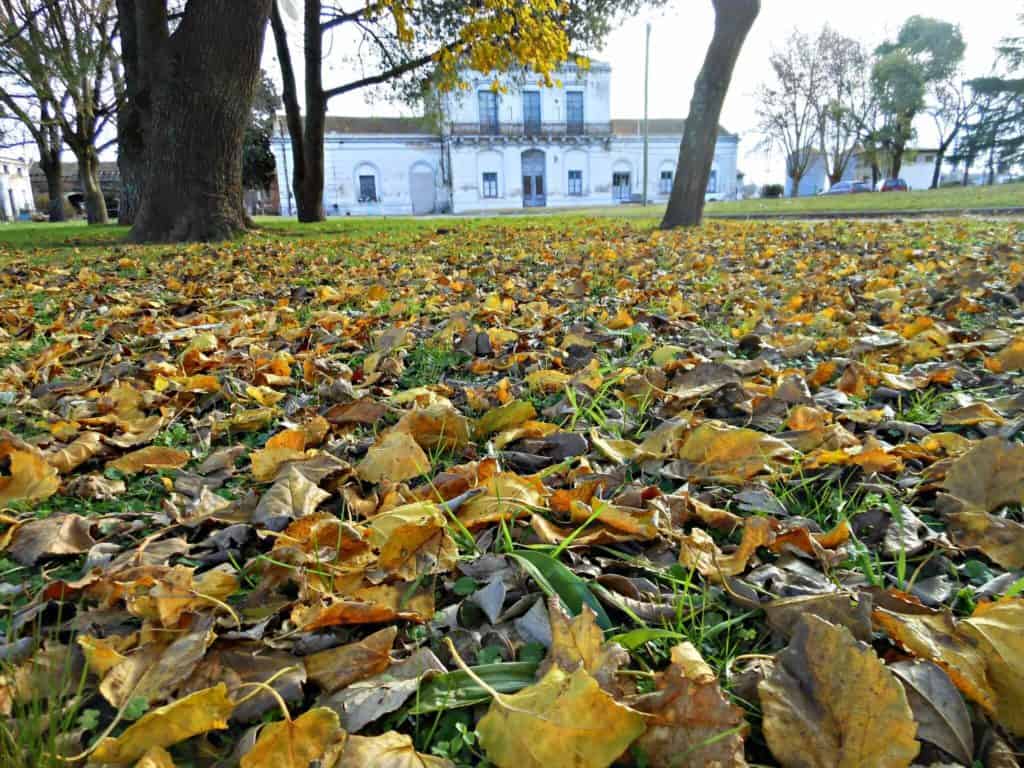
[[966, 10, 1024, 172], [243, 73, 280, 192], [873, 16, 965, 177]]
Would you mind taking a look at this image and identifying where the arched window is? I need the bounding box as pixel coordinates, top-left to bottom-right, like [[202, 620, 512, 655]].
[[354, 163, 380, 203], [707, 169, 718, 194]]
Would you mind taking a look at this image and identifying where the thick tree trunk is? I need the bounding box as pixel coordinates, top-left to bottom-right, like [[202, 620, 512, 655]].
[[115, 0, 144, 225], [77, 147, 109, 225], [129, 0, 272, 242], [661, 0, 759, 228], [788, 173, 803, 197], [38, 153, 65, 223]]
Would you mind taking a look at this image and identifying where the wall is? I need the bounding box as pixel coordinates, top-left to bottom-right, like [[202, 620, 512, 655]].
[[448, 135, 739, 213], [443, 63, 612, 129], [0, 158, 36, 220], [272, 135, 447, 216]]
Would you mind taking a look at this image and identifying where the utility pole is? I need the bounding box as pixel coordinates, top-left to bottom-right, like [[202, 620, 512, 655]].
[[642, 21, 651, 206], [278, 117, 293, 217]]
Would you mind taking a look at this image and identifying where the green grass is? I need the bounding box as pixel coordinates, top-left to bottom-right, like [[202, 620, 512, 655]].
[[1, 180, 1018, 263]]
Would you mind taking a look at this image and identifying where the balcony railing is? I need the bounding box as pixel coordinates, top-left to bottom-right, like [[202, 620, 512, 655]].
[[450, 121, 612, 138]]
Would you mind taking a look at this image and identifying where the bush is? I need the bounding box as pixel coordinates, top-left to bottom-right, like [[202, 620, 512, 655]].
[[33, 194, 77, 220], [761, 184, 784, 199]]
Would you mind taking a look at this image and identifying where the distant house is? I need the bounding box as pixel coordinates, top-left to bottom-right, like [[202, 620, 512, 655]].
[[785, 147, 942, 196], [29, 161, 121, 216], [0, 156, 36, 220], [271, 61, 740, 216]]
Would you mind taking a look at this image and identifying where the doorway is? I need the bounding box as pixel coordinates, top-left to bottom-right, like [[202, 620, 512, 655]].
[[613, 171, 631, 202], [521, 149, 546, 207]]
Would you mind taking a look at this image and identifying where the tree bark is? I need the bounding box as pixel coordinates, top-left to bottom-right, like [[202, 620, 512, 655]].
[[789, 172, 803, 196], [115, 0, 144, 225], [126, 0, 272, 242], [930, 150, 945, 189], [76, 146, 109, 224], [37, 150, 64, 223], [661, 0, 759, 229], [299, 0, 326, 222]]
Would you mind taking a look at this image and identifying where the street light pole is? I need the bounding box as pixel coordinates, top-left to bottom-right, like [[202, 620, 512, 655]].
[[642, 22, 651, 207]]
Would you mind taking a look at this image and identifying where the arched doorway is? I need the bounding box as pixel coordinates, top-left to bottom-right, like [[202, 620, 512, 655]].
[[521, 149, 546, 208], [410, 163, 436, 215]]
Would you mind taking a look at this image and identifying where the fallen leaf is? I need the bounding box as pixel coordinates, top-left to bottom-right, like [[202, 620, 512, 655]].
[[962, 598, 1024, 736], [890, 660, 973, 765], [946, 511, 1024, 569], [338, 730, 454, 767], [0, 435, 60, 505], [541, 599, 627, 692], [941, 437, 1024, 513], [240, 707, 342, 768], [357, 431, 431, 484], [91, 684, 234, 764], [477, 665, 645, 768], [759, 615, 918, 768], [108, 446, 190, 475], [252, 465, 331, 523], [304, 626, 397, 693], [632, 642, 748, 768], [6, 514, 95, 566]]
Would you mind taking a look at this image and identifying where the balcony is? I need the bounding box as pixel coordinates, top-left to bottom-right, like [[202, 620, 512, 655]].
[[449, 121, 612, 139]]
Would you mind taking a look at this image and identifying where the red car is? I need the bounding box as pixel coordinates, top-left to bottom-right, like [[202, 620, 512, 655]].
[[880, 178, 909, 192]]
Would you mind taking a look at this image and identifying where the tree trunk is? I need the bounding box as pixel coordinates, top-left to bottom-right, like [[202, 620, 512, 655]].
[[661, 0, 759, 229], [77, 147, 109, 224], [789, 172, 803, 197], [129, 0, 272, 242], [930, 151, 944, 190], [871, 162, 880, 188], [38, 153, 65, 223], [962, 161, 971, 186], [298, 0, 326, 222]]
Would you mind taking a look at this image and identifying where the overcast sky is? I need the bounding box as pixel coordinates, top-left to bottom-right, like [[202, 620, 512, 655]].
[[273, 0, 1022, 185]]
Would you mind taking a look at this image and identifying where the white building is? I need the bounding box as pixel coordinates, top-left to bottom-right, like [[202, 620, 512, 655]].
[[271, 62, 739, 216], [0, 156, 36, 221]]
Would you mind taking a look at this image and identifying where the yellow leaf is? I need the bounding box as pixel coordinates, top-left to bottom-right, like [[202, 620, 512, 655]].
[[458, 472, 548, 528], [108, 446, 190, 475], [367, 501, 458, 580], [759, 615, 919, 768], [0, 436, 60, 506], [473, 400, 537, 440], [47, 431, 103, 474], [338, 730, 454, 767], [477, 665, 645, 768], [357, 431, 431, 484], [525, 369, 571, 393], [963, 598, 1024, 736], [675, 421, 796, 483], [393, 403, 471, 451], [133, 746, 176, 768], [91, 684, 233, 765], [241, 707, 342, 768]]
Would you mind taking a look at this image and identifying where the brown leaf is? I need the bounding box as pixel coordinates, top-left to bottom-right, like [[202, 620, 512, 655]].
[[394, 403, 471, 451], [252, 465, 331, 523], [47, 431, 104, 474], [941, 437, 1024, 513], [6, 514, 95, 566], [678, 516, 774, 582], [758, 614, 919, 768], [108, 445, 190, 475], [304, 626, 397, 693], [872, 607, 996, 715], [890, 660, 973, 765], [946, 511, 1024, 569], [541, 599, 627, 693], [632, 643, 748, 768]]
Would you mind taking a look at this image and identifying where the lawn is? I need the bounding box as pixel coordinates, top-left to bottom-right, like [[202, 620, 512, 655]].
[[1, 215, 1023, 767]]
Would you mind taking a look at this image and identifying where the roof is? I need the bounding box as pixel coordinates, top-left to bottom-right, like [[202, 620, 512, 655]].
[[611, 119, 736, 139], [321, 116, 437, 135]]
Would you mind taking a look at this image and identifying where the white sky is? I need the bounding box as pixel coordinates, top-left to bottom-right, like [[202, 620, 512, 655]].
[[271, 0, 1021, 185]]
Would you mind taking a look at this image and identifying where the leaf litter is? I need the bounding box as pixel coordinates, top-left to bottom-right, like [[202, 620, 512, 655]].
[[0, 217, 1023, 766]]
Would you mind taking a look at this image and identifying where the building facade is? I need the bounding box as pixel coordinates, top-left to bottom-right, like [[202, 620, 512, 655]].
[[271, 62, 739, 216], [0, 157, 36, 221]]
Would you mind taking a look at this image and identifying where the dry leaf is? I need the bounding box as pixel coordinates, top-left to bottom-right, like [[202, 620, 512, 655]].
[[240, 707, 342, 768], [357, 431, 431, 484], [0, 436, 60, 505], [477, 665, 646, 768], [759, 615, 919, 768], [304, 626, 397, 693], [108, 445, 190, 475], [338, 730, 454, 768], [91, 684, 234, 764], [941, 437, 1024, 513], [632, 642, 748, 768]]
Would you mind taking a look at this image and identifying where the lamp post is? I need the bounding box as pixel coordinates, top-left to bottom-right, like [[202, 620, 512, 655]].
[[642, 22, 651, 206]]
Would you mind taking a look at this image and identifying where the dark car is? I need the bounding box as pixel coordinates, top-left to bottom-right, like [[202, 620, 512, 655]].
[[880, 178, 909, 192], [821, 181, 873, 195]]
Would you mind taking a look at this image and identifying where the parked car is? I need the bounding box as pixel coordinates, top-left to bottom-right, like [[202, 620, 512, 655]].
[[820, 181, 873, 195], [880, 178, 909, 192]]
